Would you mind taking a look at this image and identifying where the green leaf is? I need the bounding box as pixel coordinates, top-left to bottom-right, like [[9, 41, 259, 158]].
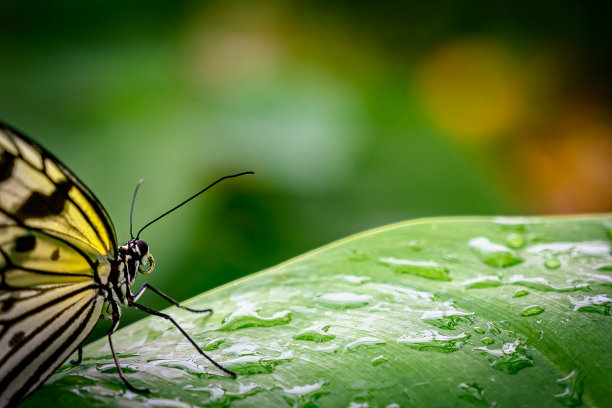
[[23, 215, 612, 407]]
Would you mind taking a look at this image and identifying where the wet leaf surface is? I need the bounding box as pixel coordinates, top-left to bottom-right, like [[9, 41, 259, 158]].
[[23, 215, 612, 407]]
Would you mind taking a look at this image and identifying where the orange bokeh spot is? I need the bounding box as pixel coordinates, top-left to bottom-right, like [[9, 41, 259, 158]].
[[518, 106, 612, 213]]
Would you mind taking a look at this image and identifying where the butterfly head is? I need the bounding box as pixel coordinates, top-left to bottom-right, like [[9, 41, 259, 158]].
[[132, 239, 155, 275]]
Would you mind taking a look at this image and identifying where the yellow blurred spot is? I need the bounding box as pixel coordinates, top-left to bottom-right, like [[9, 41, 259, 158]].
[[417, 38, 525, 142]]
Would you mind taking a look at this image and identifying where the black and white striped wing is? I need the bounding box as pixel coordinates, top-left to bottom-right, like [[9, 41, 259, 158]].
[[0, 123, 117, 406]]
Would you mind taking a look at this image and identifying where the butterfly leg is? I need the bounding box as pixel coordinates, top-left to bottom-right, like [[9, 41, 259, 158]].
[[132, 283, 212, 314], [129, 301, 237, 378], [108, 313, 150, 393], [70, 345, 83, 365]]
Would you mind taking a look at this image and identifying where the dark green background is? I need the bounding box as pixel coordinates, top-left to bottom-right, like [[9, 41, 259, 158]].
[[1, 0, 611, 343]]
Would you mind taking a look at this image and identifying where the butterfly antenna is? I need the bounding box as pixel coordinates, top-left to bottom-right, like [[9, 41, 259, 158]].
[[130, 179, 145, 239], [136, 171, 254, 239]]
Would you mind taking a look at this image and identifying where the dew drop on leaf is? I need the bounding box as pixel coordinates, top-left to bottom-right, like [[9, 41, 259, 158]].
[[506, 233, 525, 249], [379, 257, 451, 281], [293, 324, 336, 343], [554, 370, 583, 407], [469, 237, 523, 268], [519, 305, 545, 317], [343, 337, 386, 353], [512, 290, 529, 298], [397, 330, 469, 353], [315, 292, 372, 309], [371, 355, 388, 366], [544, 258, 561, 269]]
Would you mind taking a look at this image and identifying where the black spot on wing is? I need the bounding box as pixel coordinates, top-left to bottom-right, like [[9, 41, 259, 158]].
[[15, 180, 71, 220], [0, 151, 15, 182], [15, 236, 36, 252], [50, 248, 60, 261], [1, 296, 17, 312], [9, 331, 25, 347]]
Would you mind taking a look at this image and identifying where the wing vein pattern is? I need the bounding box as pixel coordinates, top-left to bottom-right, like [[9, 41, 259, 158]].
[[0, 122, 117, 407]]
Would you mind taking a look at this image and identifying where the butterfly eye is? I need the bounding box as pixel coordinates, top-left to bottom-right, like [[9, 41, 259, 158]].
[[138, 254, 155, 274], [134, 239, 149, 257]]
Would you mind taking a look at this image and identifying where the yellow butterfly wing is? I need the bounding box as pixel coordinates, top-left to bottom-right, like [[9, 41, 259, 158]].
[[0, 123, 116, 256], [0, 122, 116, 406]]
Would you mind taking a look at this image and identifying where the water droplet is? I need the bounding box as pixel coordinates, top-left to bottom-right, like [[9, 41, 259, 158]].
[[527, 241, 610, 257], [569, 294, 612, 315], [222, 341, 259, 356], [379, 257, 450, 281], [339, 275, 372, 285], [506, 233, 525, 249], [398, 330, 469, 353], [282, 381, 326, 396], [595, 263, 612, 272], [344, 336, 386, 352], [442, 253, 460, 262], [369, 302, 392, 312], [406, 239, 426, 252], [280, 381, 329, 407], [474, 340, 533, 374], [135, 396, 192, 407], [509, 275, 588, 293], [458, 382, 494, 406], [223, 354, 292, 375], [519, 305, 545, 317], [228, 382, 264, 401], [98, 363, 138, 374], [544, 258, 561, 269], [358, 314, 380, 331], [219, 302, 292, 331], [313, 344, 340, 353], [202, 338, 225, 351], [512, 290, 529, 298], [185, 382, 263, 404], [584, 272, 612, 284], [347, 379, 394, 407], [487, 322, 504, 335], [474, 327, 485, 334], [315, 292, 372, 309], [293, 324, 336, 343], [373, 283, 433, 301], [480, 337, 494, 345], [371, 355, 387, 366], [494, 217, 528, 227], [420, 310, 474, 330], [184, 385, 225, 402], [469, 237, 523, 268], [554, 370, 583, 406], [463, 275, 502, 289], [150, 358, 221, 378], [349, 249, 370, 262]]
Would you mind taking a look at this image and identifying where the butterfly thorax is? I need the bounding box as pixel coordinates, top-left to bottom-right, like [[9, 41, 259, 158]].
[[106, 239, 151, 307]]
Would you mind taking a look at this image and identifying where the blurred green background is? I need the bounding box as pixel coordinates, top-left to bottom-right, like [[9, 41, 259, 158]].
[[1, 0, 611, 343]]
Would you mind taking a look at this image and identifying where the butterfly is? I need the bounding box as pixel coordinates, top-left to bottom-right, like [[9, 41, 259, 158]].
[[0, 121, 252, 407]]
